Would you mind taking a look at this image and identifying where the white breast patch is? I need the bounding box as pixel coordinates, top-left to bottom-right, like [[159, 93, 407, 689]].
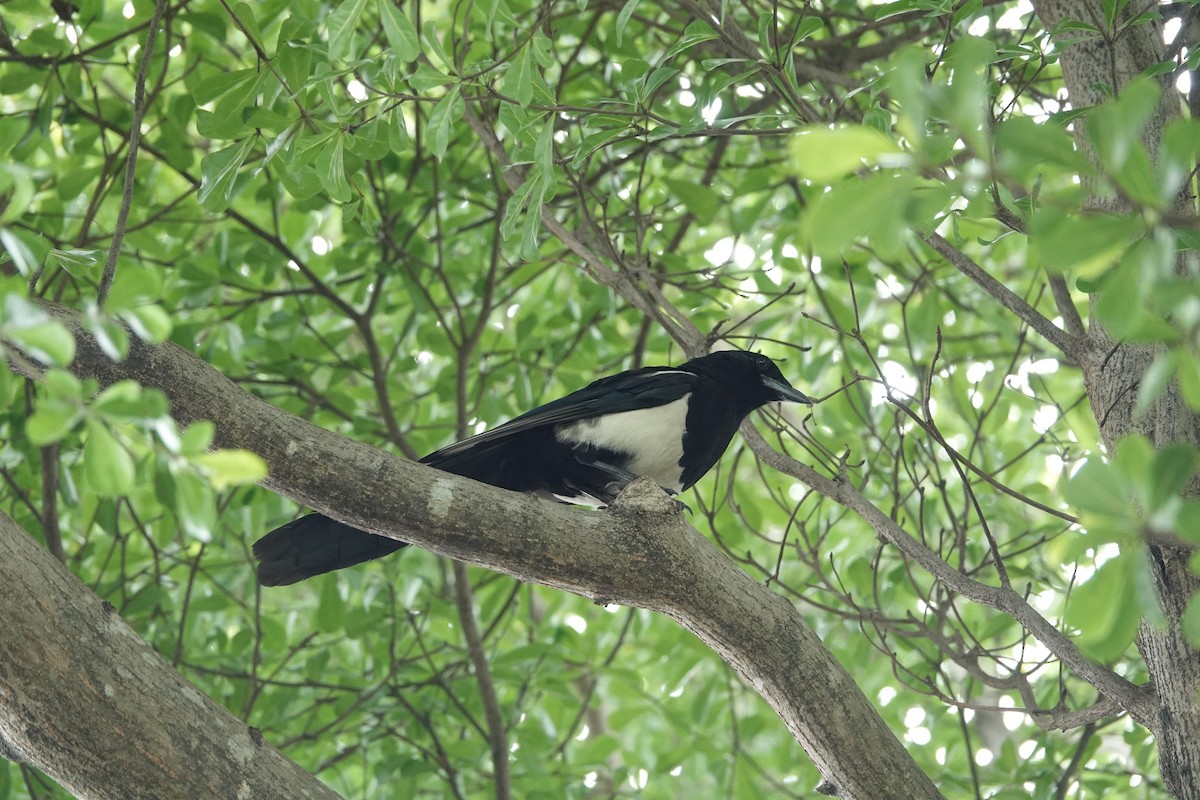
[[555, 395, 689, 492]]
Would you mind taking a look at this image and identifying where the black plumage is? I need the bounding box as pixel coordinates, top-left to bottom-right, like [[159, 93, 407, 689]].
[[253, 350, 812, 585]]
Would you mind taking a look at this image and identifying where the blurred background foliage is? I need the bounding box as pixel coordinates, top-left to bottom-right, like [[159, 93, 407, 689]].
[[1, 0, 1198, 796]]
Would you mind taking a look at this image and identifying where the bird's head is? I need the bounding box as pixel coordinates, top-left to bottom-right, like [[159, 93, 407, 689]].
[[684, 350, 813, 414]]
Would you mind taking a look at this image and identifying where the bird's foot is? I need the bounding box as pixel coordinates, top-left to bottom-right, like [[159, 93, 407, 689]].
[[662, 487, 691, 514]]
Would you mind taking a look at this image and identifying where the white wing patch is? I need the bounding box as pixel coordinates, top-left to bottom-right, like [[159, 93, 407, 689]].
[[554, 395, 689, 492]]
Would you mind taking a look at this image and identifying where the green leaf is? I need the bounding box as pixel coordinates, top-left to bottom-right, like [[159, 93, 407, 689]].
[[1184, 593, 1200, 648], [1063, 459, 1133, 520], [192, 68, 259, 105], [503, 44, 535, 107], [92, 380, 144, 418], [120, 304, 172, 343], [41, 368, 83, 399], [327, 0, 369, 60], [276, 35, 313, 96], [501, 172, 539, 240], [0, 227, 40, 275], [1160, 118, 1200, 203], [181, 420, 216, 455], [995, 117, 1089, 179], [427, 85, 463, 160], [791, 125, 902, 182], [1148, 443, 1197, 515], [316, 137, 352, 201], [1029, 208, 1141, 277], [378, 0, 420, 61], [0, 116, 27, 160], [789, 16, 823, 45], [123, 584, 171, 617], [1086, 77, 1160, 176], [198, 138, 255, 213], [534, 116, 555, 175], [519, 188, 547, 257], [47, 248, 99, 274], [1109, 148, 1159, 208], [409, 62, 453, 92], [1133, 351, 1176, 418], [208, 71, 267, 138], [84, 419, 135, 496], [1093, 239, 1177, 342], [7, 321, 76, 366], [86, 312, 130, 361], [174, 470, 215, 542], [26, 405, 82, 445], [232, 2, 264, 49], [105, 263, 164, 311], [805, 172, 912, 256], [1066, 551, 1139, 661], [1114, 434, 1155, 499], [194, 449, 268, 489], [662, 21, 719, 60], [1177, 350, 1200, 411], [388, 104, 410, 151], [316, 574, 345, 633], [421, 21, 454, 69], [639, 67, 678, 102], [615, 0, 642, 46], [661, 178, 719, 224], [0, 164, 35, 224], [942, 36, 995, 154], [0, 363, 15, 411]]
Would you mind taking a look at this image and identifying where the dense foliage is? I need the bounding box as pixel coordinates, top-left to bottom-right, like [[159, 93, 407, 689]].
[[1, 0, 1198, 797]]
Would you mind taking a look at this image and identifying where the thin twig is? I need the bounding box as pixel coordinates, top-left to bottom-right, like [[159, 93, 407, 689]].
[[39, 445, 63, 562], [922, 232, 1082, 363], [452, 561, 512, 800], [97, 0, 168, 307], [739, 424, 1157, 729], [1048, 275, 1087, 339]]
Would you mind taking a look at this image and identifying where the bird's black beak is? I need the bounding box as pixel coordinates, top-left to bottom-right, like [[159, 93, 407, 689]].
[[762, 376, 814, 405]]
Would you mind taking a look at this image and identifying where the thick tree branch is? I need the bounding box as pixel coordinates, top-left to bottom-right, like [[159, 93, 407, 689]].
[[9, 302, 944, 800], [0, 510, 342, 800]]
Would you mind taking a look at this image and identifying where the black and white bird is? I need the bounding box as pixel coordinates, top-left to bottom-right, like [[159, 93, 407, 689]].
[[254, 350, 812, 586]]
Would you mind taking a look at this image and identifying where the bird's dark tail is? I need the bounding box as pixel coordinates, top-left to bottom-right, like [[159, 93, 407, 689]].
[[252, 513, 408, 586]]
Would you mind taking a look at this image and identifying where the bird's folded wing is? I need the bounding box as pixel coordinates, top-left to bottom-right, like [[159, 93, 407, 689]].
[[420, 367, 697, 464]]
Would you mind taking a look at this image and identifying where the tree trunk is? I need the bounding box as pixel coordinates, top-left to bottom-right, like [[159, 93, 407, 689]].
[[0, 510, 343, 800], [1032, 1, 1200, 796]]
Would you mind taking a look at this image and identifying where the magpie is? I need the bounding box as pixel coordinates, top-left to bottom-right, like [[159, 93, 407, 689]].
[[253, 350, 812, 586]]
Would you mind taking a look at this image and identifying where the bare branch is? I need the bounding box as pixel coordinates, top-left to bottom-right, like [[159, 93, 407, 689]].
[[97, 0, 168, 307], [1048, 275, 1087, 339], [922, 233, 1083, 363], [460, 104, 708, 356], [739, 424, 1158, 731], [452, 562, 512, 800]]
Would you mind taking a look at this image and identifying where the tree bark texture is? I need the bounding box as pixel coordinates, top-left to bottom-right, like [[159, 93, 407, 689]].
[[1032, 1, 1200, 796], [5, 302, 946, 800], [0, 510, 343, 800]]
